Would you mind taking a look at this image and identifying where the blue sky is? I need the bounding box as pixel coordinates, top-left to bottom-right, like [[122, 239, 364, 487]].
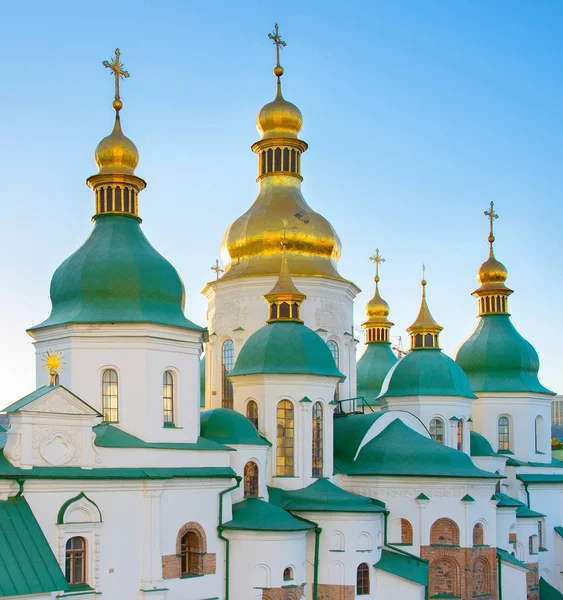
[[0, 0, 561, 404]]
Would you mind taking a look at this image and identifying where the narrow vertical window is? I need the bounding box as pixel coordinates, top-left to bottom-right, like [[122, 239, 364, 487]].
[[312, 402, 324, 478], [244, 461, 259, 497], [261, 151, 266, 175], [290, 149, 296, 172], [326, 340, 340, 401], [274, 147, 282, 171], [277, 400, 294, 476], [267, 149, 273, 172], [65, 537, 86, 585], [102, 369, 118, 422], [222, 340, 234, 410], [246, 400, 259, 429], [498, 416, 510, 451], [457, 419, 464, 451], [115, 186, 122, 211], [107, 187, 113, 211], [124, 187, 130, 212], [429, 418, 444, 444], [100, 187, 106, 212], [163, 371, 174, 425], [283, 148, 290, 171], [356, 563, 370, 595]]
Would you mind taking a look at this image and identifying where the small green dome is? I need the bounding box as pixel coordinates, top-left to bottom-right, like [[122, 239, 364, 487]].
[[357, 344, 398, 404], [200, 408, 269, 446], [455, 315, 553, 395], [30, 215, 202, 332], [470, 430, 497, 457], [380, 349, 476, 399], [230, 321, 345, 379]]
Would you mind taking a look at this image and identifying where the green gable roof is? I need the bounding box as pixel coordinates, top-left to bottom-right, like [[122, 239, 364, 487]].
[[375, 549, 428, 586], [356, 343, 398, 405], [555, 526, 563, 539], [517, 474, 563, 484], [540, 577, 563, 599], [334, 418, 499, 479], [229, 321, 344, 380], [470, 431, 498, 457], [496, 548, 530, 571], [3, 385, 101, 416], [93, 423, 232, 451], [494, 493, 525, 508], [333, 412, 388, 466], [221, 498, 316, 532], [30, 214, 203, 333], [0, 496, 69, 597], [379, 349, 476, 400], [268, 478, 386, 514], [199, 409, 270, 446], [455, 315, 554, 395]]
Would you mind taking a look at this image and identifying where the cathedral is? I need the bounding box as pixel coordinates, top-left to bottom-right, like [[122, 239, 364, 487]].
[[0, 27, 561, 600]]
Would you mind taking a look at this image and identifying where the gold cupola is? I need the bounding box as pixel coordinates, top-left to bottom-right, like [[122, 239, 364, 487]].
[[362, 249, 394, 343], [472, 202, 512, 315], [407, 267, 443, 350], [86, 49, 146, 218], [219, 25, 344, 282], [264, 223, 306, 322]]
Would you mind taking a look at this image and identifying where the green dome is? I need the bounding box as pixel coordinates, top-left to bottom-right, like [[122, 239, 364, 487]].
[[470, 431, 497, 457], [380, 349, 476, 399], [30, 215, 202, 332], [455, 315, 553, 395], [200, 408, 269, 445], [357, 344, 398, 404], [229, 321, 345, 379]]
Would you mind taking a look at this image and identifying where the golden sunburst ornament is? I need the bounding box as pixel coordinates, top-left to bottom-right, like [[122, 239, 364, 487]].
[[41, 350, 65, 386]]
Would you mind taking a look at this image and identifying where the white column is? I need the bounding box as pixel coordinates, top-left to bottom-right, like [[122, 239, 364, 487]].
[[140, 483, 164, 591]]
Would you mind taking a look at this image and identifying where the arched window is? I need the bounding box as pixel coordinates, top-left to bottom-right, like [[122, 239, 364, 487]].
[[54, 373, 60, 386], [326, 340, 340, 400], [221, 340, 234, 410], [102, 369, 118, 422], [429, 418, 444, 444], [529, 534, 538, 555], [65, 537, 86, 585], [312, 402, 323, 478], [246, 400, 259, 429], [430, 518, 460, 546], [400, 519, 413, 545], [283, 567, 293, 581], [457, 420, 464, 451], [181, 531, 202, 575], [163, 371, 174, 425], [430, 557, 460, 597], [498, 416, 510, 451], [277, 400, 294, 476], [244, 461, 259, 497], [356, 563, 370, 595], [473, 523, 484, 546], [535, 416, 544, 453]]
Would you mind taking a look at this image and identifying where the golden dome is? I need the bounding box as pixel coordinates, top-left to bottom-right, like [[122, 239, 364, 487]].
[[366, 284, 390, 320], [95, 115, 139, 175], [257, 83, 303, 140], [477, 253, 508, 286]]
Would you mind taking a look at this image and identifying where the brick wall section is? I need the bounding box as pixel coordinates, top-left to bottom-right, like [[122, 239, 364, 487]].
[[525, 563, 539, 600], [429, 518, 460, 546], [317, 583, 356, 600], [421, 545, 497, 600], [262, 585, 305, 600]]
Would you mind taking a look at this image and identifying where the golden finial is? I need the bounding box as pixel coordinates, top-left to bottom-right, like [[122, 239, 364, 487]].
[[210, 259, 224, 281], [103, 48, 130, 113], [484, 201, 499, 256], [41, 350, 65, 386], [421, 263, 427, 289], [268, 23, 286, 79], [369, 249, 385, 284]]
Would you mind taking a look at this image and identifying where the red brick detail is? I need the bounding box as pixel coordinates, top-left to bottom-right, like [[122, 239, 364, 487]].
[[430, 518, 460, 546], [262, 585, 305, 600], [508, 533, 517, 543], [473, 523, 484, 546], [525, 563, 539, 600], [162, 553, 181, 580], [176, 521, 207, 555], [317, 584, 355, 600], [162, 521, 215, 580], [401, 519, 413, 544], [421, 545, 498, 600]]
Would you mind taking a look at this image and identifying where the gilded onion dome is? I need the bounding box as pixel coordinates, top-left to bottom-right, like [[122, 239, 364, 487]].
[[94, 115, 139, 175], [407, 270, 443, 350], [219, 25, 344, 282]]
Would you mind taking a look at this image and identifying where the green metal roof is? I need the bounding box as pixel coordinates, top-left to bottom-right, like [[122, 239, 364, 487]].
[[496, 548, 530, 571], [470, 431, 498, 457], [555, 526, 563, 539], [516, 505, 546, 519], [229, 321, 344, 380], [517, 474, 563, 484], [221, 498, 316, 532], [494, 493, 525, 508], [4, 385, 102, 416], [200, 409, 270, 446], [93, 423, 232, 451], [455, 315, 554, 395], [0, 496, 69, 597], [268, 478, 386, 513], [334, 418, 499, 479], [379, 349, 476, 400], [30, 214, 203, 333], [540, 577, 563, 599], [356, 343, 398, 405], [375, 549, 428, 586]]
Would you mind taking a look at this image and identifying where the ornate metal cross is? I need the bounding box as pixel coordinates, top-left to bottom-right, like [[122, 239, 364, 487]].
[[484, 201, 499, 239], [369, 249, 385, 282], [210, 259, 223, 280], [268, 23, 286, 68], [103, 48, 130, 103]]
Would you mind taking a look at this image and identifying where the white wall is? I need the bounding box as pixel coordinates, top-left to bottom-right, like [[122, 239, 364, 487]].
[[499, 561, 528, 600], [375, 569, 425, 600]]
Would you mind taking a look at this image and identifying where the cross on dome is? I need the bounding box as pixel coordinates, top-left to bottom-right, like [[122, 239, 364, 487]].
[[103, 48, 130, 112], [369, 249, 385, 283], [484, 201, 499, 250], [268, 23, 286, 77]]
